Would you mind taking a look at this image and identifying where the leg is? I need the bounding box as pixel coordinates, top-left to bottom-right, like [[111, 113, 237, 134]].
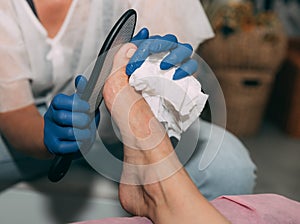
[[184, 119, 257, 200], [98, 115, 256, 200]]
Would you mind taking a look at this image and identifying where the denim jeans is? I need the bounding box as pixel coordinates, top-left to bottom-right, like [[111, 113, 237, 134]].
[[0, 108, 256, 200], [184, 119, 256, 200]]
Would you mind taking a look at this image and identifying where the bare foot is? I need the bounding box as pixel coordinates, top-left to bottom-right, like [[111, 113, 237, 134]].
[[103, 43, 229, 224]]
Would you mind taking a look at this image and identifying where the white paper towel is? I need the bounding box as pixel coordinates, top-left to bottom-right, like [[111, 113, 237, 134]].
[[129, 54, 208, 140]]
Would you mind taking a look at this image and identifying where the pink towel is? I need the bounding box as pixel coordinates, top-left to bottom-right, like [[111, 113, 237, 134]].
[[73, 194, 300, 224], [211, 194, 300, 224]]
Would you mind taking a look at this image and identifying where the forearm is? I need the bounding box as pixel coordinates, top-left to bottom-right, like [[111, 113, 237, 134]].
[[0, 104, 52, 159]]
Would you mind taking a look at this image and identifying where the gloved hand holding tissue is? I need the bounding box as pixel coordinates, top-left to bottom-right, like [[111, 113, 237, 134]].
[[99, 32, 207, 149], [127, 28, 199, 80], [129, 52, 208, 140]]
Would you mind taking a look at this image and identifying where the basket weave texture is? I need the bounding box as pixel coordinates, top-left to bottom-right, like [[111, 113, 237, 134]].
[[198, 9, 287, 136], [200, 25, 287, 72], [213, 68, 274, 136]]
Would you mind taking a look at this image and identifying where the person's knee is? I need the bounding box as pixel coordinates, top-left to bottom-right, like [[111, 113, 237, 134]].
[[184, 122, 256, 200]]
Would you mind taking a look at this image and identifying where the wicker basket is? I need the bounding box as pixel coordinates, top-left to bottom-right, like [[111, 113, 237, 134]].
[[198, 3, 288, 137], [199, 25, 287, 73], [214, 68, 275, 137]]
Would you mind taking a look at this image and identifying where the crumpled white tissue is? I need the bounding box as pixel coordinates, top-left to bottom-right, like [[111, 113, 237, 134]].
[[129, 53, 208, 140]]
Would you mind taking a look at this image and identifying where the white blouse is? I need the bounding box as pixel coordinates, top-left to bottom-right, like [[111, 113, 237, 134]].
[[0, 0, 214, 112]]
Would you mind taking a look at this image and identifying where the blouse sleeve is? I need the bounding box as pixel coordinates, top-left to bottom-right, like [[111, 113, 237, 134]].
[[126, 0, 215, 49], [0, 2, 34, 112]]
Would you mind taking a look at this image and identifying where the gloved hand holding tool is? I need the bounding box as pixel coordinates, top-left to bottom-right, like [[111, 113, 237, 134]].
[[44, 75, 99, 155], [44, 76, 100, 181]]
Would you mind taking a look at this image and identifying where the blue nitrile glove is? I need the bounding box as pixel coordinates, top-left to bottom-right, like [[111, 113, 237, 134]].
[[44, 75, 100, 155], [126, 27, 198, 80]]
